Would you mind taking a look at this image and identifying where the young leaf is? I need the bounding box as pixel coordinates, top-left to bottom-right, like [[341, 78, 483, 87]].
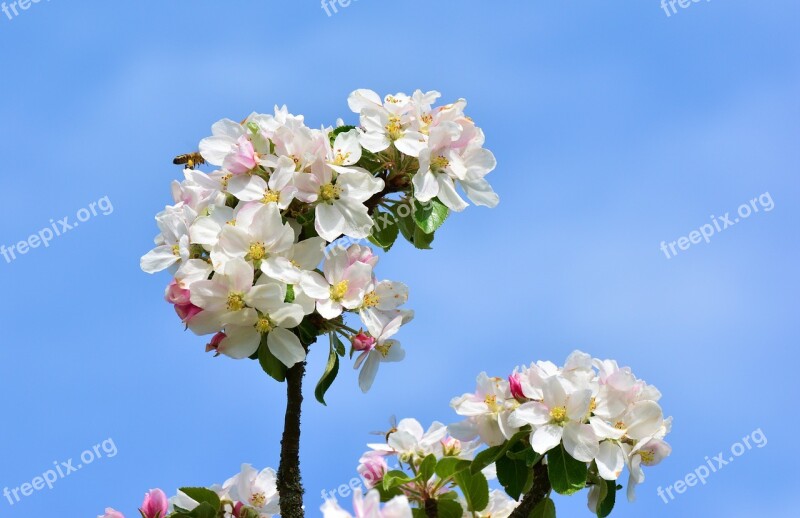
[[177, 488, 220, 510], [547, 444, 589, 495], [454, 470, 490, 512], [435, 457, 471, 479], [597, 479, 617, 518], [368, 210, 400, 251], [413, 198, 449, 234], [496, 447, 532, 500], [470, 445, 503, 475], [382, 470, 414, 491], [531, 498, 557, 518], [314, 340, 340, 405], [419, 454, 437, 482], [258, 340, 287, 382], [332, 332, 346, 357]]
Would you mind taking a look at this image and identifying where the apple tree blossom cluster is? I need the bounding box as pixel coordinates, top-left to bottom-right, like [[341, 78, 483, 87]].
[[100, 352, 670, 517], [140, 89, 497, 397], [99, 464, 279, 518]]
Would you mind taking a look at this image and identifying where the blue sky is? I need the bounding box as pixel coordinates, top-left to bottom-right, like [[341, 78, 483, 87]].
[[0, 1, 797, 516]]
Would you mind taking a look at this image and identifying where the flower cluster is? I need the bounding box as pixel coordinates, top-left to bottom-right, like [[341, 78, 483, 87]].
[[450, 351, 672, 512], [141, 90, 497, 394], [100, 465, 279, 518]]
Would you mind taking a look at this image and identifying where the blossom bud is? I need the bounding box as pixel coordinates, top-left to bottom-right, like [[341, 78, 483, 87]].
[[206, 332, 227, 353], [509, 372, 525, 401], [346, 244, 379, 268], [139, 489, 169, 518], [224, 136, 257, 174], [357, 453, 388, 488], [352, 332, 376, 352], [175, 302, 202, 323], [164, 280, 191, 305], [100, 509, 125, 518], [441, 436, 462, 456]]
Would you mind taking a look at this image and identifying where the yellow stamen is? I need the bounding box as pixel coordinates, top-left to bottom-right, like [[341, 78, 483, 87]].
[[255, 317, 273, 334], [227, 292, 245, 312], [431, 155, 450, 171], [550, 406, 569, 425], [330, 280, 349, 302], [262, 189, 280, 204], [248, 242, 267, 261], [319, 183, 342, 203], [363, 291, 380, 308]]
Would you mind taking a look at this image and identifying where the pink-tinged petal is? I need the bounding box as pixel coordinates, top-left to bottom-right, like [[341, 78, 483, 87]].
[[140, 489, 169, 518]]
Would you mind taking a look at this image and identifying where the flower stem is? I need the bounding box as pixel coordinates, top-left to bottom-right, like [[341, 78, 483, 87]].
[[277, 361, 306, 517], [508, 461, 551, 518]]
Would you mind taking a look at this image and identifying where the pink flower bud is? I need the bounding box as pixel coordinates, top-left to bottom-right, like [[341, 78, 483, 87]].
[[139, 489, 169, 518], [441, 436, 462, 456], [164, 280, 191, 305], [357, 453, 388, 488], [509, 372, 525, 401], [175, 303, 203, 323], [346, 244, 379, 268], [352, 332, 376, 352], [206, 332, 227, 353], [224, 135, 257, 175], [100, 509, 125, 518]]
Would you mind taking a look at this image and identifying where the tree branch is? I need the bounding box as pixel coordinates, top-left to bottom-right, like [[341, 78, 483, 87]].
[[424, 497, 438, 517], [509, 461, 551, 518], [277, 361, 306, 518]]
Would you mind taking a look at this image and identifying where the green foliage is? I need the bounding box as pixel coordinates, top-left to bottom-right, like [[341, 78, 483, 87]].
[[595, 479, 618, 518], [368, 209, 400, 251], [532, 498, 557, 518], [496, 442, 536, 500], [314, 336, 340, 405], [413, 198, 449, 234], [434, 457, 471, 479], [454, 470, 489, 512], [547, 444, 588, 496], [392, 202, 435, 249], [258, 339, 287, 382]]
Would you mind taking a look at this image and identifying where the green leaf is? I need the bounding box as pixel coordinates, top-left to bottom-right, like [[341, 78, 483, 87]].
[[436, 499, 464, 518], [470, 445, 503, 474], [496, 444, 533, 500], [531, 497, 557, 518], [392, 204, 434, 250], [258, 339, 287, 382], [177, 488, 220, 510], [332, 333, 346, 357], [382, 470, 414, 491], [189, 502, 218, 518], [314, 339, 340, 405], [547, 444, 588, 495], [454, 470, 489, 512], [368, 210, 400, 251], [284, 284, 295, 303], [435, 457, 471, 479], [597, 479, 616, 518], [419, 454, 437, 482], [413, 198, 449, 234]]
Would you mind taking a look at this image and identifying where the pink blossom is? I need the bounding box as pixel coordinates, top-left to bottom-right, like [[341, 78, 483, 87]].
[[346, 244, 379, 268], [509, 372, 525, 401], [166, 281, 203, 323], [206, 332, 227, 353], [223, 135, 258, 174], [352, 332, 376, 352], [139, 489, 169, 518], [357, 452, 388, 488], [99, 509, 125, 518]]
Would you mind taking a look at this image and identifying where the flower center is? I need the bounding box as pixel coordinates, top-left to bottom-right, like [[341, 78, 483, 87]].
[[262, 189, 280, 204], [171, 244, 181, 256], [362, 291, 380, 308], [614, 421, 626, 430], [221, 173, 232, 189], [375, 341, 394, 358], [250, 492, 267, 508], [589, 397, 597, 413], [333, 150, 352, 165], [248, 242, 267, 261], [639, 450, 656, 466], [319, 183, 342, 203], [227, 292, 245, 312], [255, 316, 273, 334], [484, 394, 500, 413], [330, 280, 349, 302], [431, 155, 450, 172], [385, 116, 404, 140], [550, 406, 569, 425]]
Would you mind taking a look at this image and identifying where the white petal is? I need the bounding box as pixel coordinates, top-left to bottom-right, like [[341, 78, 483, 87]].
[[596, 441, 625, 481], [358, 352, 381, 393], [140, 246, 179, 273], [530, 424, 563, 455], [219, 326, 261, 359], [268, 328, 306, 367], [562, 422, 599, 463]]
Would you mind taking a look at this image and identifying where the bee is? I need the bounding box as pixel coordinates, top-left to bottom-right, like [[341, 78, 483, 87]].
[[370, 415, 399, 442], [173, 152, 205, 169]]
